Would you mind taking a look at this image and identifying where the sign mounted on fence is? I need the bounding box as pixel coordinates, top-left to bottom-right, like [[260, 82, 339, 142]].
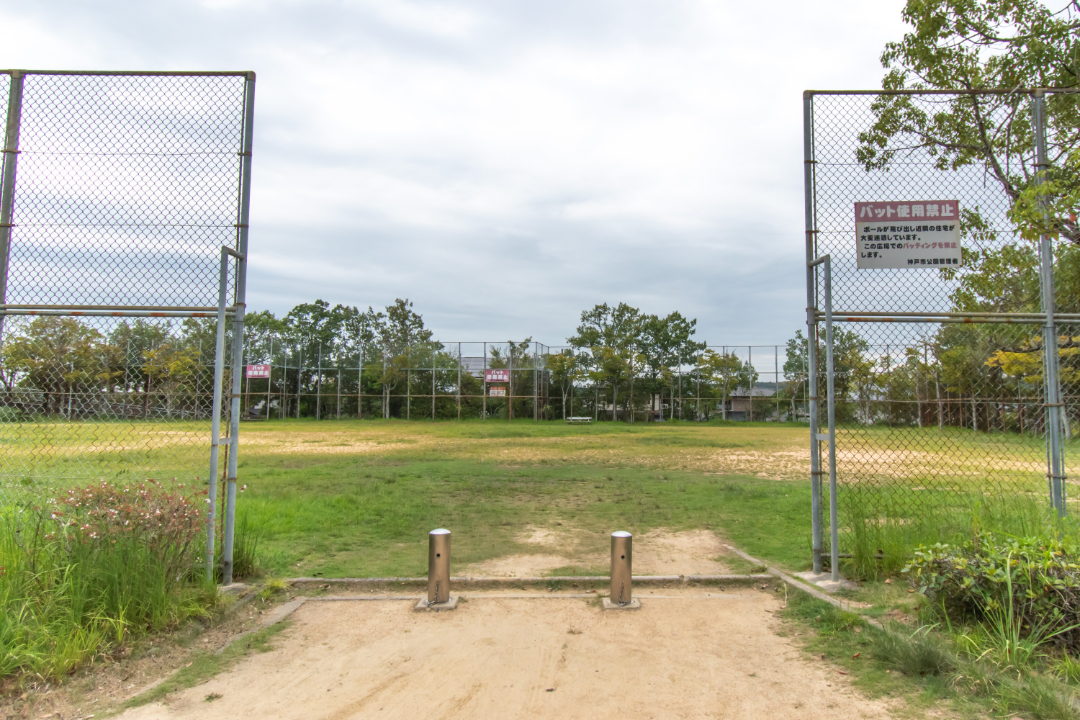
[[246, 364, 271, 379], [855, 200, 962, 269], [489, 386, 507, 397], [485, 369, 510, 383]]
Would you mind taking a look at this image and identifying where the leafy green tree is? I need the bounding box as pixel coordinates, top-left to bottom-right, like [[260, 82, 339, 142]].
[[862, 0, 1080, 243], [697, 350, 743, 420], [546, 351, 584, 419], [639, 311, 705, 420], [3, 318, 105, 416], [568, 303, 643, 421]]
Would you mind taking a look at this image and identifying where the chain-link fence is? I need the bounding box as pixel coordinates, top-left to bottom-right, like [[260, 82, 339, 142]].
[[0, 70, 255, 582], [804, 89, 1080, 574], [231, 336, 802, 423]]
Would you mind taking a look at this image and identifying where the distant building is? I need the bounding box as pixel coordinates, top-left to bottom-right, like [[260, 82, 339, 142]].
[[725, 386, 775, 421]]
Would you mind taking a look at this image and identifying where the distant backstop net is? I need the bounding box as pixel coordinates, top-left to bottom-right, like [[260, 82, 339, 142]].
[[804, 89, 1079, 571], [0, 71, 255, 525]]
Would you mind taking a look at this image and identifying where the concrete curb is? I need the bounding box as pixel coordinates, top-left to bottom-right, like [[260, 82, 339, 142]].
[[723, 545, 883, 629], [288, 574, 774, 588]]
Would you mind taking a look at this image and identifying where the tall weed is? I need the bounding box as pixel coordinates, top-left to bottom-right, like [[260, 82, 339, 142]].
[[0, 480, 216, 681]]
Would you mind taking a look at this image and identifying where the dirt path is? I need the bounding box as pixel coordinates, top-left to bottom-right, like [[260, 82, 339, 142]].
[[466, 527, 732, 576], [118, 589, 893, 720]]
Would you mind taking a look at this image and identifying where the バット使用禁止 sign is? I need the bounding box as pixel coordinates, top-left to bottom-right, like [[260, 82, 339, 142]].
[[855, 201, 962, 269], [246, 364, 270, 379], [485, 369, 510, 383]]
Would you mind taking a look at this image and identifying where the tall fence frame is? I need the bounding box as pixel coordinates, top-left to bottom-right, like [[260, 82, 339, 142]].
[[803, 88, 1080, 577], [0, 69, 255, 584]]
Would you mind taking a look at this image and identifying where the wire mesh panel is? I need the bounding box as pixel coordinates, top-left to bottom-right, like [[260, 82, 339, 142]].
[[0, 71, 252, 508], [806, 89, 1078, 559], [7, 74, 246, 307]]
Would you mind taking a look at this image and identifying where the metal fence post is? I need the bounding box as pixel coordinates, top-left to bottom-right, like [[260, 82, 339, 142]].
[[457, 341, 461, 419], [803, 90, 823, 574], [822, 256, 839, 581], [1033, 89, 1066, 515], [316, 339, 322, 420], [775, 345, 780, 421], [207, 246, 239, 581], [0, 70, 25, 345], [266, 336, 272, 420], [222, 72, 255, 586]]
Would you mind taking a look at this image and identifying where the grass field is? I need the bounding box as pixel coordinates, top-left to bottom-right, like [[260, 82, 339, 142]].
[[236, 419, 812, 576], [3, 417, 1072, 577], [221, 418, 1072, 578]]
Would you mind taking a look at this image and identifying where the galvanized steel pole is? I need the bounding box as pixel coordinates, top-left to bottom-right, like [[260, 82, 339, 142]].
[[610, 531, 632, 606], [0, 71, 25, 345], [427, 529, 451, 604], [207, 246, 239, 581], [822, 256, 839, 581], [1033, 90, 1066, 515], [803, 91, 823, 573], [222, 72, 255, 585]]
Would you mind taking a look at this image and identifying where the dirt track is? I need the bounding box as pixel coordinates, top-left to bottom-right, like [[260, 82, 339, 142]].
[[118, 589, 892, 720]]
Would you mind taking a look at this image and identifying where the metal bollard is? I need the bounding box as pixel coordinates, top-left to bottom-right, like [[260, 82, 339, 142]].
[[610, 531, 632, 606], [427, 528, 451, 605]]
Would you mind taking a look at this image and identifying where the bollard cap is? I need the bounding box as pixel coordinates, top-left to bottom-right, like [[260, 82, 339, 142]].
[[430, 528, 451, 535], [611, 531, 632, 538]]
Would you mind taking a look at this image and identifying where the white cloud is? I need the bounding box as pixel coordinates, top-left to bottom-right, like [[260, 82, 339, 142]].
[[0, 0, 908, 348]]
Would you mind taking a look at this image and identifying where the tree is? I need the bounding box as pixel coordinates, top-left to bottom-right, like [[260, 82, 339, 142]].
[[639, 311, 705, 420], [547, 351, 584, 419], [861, 0, 1080, 243], [3, 318, 105, 416], [697, 350, 743, 420], [783, 332, 810, 421], [352, 299, 435, 419], [568, 303, 643, 421]]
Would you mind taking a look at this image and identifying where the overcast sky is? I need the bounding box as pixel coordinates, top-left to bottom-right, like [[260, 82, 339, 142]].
[[1, 0, 907, 347]]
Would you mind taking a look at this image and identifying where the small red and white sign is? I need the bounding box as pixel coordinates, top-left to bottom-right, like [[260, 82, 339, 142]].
[[485, 369, 510, 383], [246, 364, 271, 379], [489, 386, 507, 397], [855, 200, 962, 269]]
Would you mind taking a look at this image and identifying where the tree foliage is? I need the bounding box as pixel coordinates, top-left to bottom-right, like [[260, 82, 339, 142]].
[[860, 0, 1080, 244]]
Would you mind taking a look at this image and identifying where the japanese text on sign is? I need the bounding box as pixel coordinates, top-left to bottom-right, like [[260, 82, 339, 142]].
[[246, 364, 270, 379], [489, 386, 507, 397], [854, 201, 962, 269], [485, 369, 510, 383]]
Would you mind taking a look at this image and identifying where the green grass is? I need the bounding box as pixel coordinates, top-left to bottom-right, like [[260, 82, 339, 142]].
[[240, 454, 812, 576], [781, 591, 1080, 719]]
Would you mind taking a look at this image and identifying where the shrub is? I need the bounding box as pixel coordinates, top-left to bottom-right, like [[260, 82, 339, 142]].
[[0, 480, 215, 680], [905, 534, 1080, 652]]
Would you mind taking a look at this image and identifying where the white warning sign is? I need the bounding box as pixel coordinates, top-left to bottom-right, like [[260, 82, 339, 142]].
[[855, 200, 962, 269]]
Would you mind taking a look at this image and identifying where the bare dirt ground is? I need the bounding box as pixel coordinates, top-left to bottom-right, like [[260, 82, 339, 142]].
[[117, 589, 894, 720], [465, 527, 732, 577]]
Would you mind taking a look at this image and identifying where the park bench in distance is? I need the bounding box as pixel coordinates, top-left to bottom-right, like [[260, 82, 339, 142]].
[[566, 417, 592, 424]]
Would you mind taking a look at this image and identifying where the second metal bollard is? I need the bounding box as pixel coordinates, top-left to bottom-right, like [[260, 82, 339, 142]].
[[610, 531, 632, 606], [427, 528, 451, 605]]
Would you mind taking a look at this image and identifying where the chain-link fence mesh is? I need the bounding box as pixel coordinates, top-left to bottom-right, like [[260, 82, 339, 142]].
[[806, 90, 1080, 559], [232, 335, 802, 423], [0, 71, 252, 506]]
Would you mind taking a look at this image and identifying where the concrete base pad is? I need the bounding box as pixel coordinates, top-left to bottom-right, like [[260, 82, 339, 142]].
[[602, 598, 641, 610], [414, 596, 459, 612], [794, 571, 858, 592]]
